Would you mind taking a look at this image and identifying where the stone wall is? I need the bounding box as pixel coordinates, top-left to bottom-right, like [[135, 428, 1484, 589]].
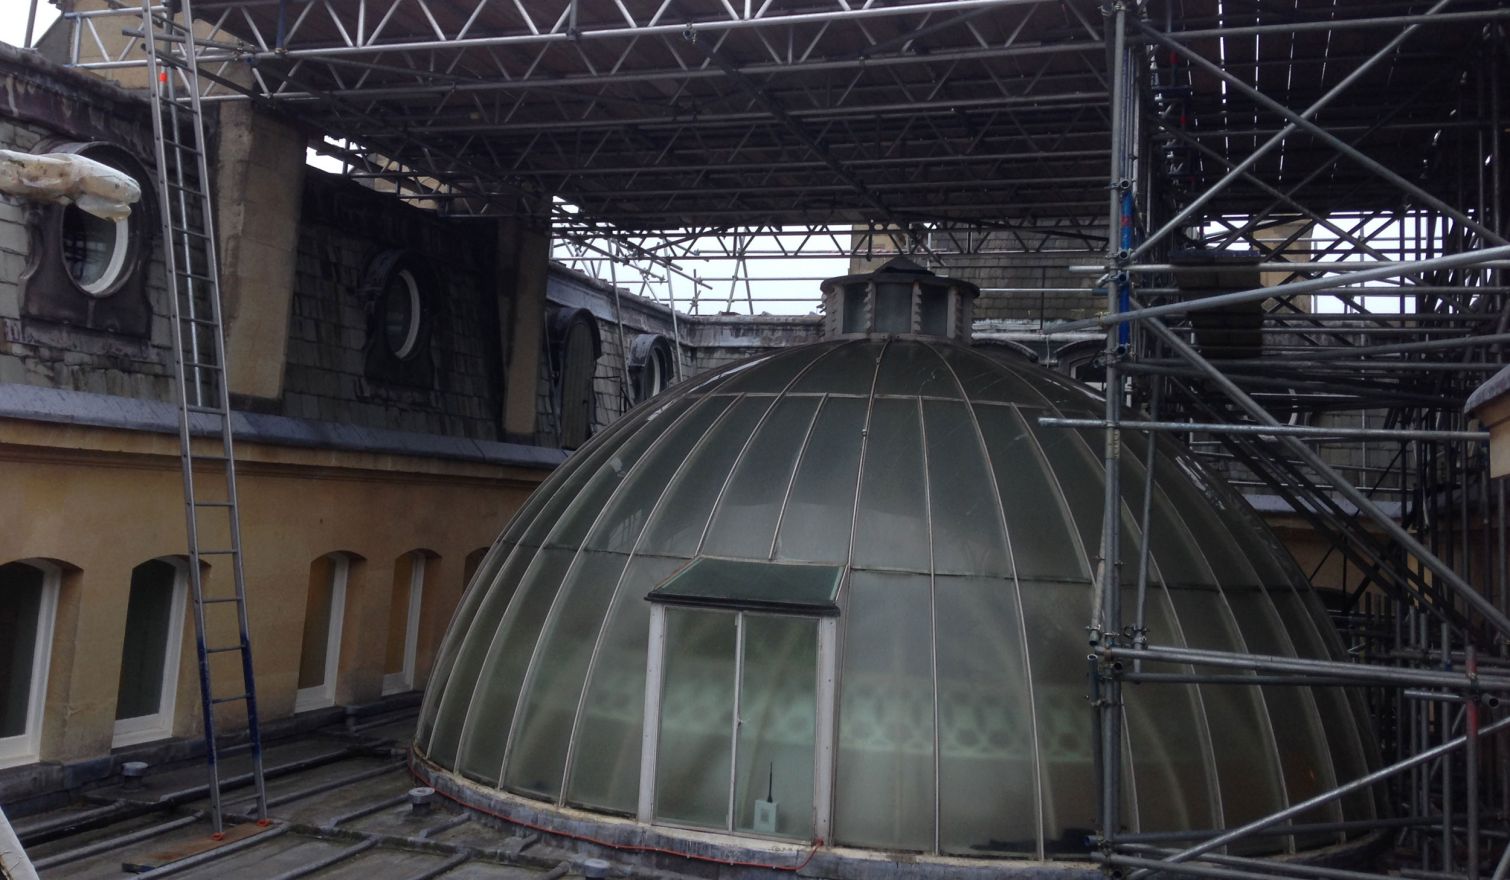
[[280, 172, 504, 439], [0, 47, 556, 777], [533, 265, 823, 447], [0, 46, 178, 401]]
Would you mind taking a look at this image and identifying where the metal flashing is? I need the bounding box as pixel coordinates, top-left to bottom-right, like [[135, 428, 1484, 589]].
[[0, 383, 566, 469], [645, 557, 843, 615]]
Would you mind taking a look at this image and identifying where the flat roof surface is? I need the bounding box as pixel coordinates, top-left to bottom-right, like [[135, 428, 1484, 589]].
[[12, 710, 563, 879]]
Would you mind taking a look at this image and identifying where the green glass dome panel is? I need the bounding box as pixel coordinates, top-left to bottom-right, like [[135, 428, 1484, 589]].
[[414, 337, 1375, 863]]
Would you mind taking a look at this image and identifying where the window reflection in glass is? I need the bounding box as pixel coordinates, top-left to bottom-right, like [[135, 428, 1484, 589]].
[[0, 563, 46, 740], [62, 206, 128, 296], [115, 560, 179, 721]]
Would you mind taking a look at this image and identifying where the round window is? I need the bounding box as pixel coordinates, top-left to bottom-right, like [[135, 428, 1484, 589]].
[[61, 203, 131, 297], [383, 268, 423, 359]]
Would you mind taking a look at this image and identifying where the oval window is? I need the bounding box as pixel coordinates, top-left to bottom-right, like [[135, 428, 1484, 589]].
[[645, 346, 665, 397], [61, 203, 131, 297], [383, 268, 423, 359], [627, 333, 676, 403]]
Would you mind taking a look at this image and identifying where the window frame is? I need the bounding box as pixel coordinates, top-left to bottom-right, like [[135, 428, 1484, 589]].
[[382, 552, 427, 696], [50, 144, 147, 300], [62, 203, 133, 297], [20, 141, 154, 336], [636, 602, 838, 843], [627, 333, 677, 404], [0, 560, 61, 769], [111, 558, 189, 748], [361, 251, 437, 387], [295, 554, 350, 713], [549, 308, 602, 449], [383, 267, 424, 360]]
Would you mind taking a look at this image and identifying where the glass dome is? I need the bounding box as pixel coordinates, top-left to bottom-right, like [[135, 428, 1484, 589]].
[[413, 338, 1376, 864]]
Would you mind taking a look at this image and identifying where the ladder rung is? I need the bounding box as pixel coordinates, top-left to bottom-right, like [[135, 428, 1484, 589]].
[[142, 24, 189, 41], [205, 645, 244, 655], [184, 404, 225, 414], [179, 315, 219, 327], [211, 694, 249, 705], [201, 597, 242, 605], [190, 455, 231, 463], [152, 13, 192, 29], [183, 360, 224, 371], [170, 227, 212, 240], [197, 549, 238, 555], [166, 180, 206, 197], [193, 500, 234, 507], [159, 127, 200, 144]]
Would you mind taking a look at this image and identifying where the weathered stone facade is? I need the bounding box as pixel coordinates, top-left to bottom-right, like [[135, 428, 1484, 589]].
[[0, 48, 559, 776], [281, 173, 504, 439], [533, 264, 823, 448], [0, 46, 176, 401]]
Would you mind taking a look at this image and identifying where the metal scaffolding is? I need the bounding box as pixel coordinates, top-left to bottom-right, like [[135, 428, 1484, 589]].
[[1068, 5, 1509, 879], [35, 0, 1510, 877]]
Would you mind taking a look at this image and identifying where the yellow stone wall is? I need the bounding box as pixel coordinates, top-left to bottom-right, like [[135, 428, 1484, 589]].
[[0, 417, 545, 763]]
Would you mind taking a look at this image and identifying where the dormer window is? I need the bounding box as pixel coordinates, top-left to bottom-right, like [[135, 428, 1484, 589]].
[[19, 142, 153, 335], [362, 251, 436, 387], [628, 333, 677, 404]]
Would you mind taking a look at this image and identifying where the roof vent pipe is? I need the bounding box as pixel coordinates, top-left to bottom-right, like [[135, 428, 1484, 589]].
[[120, 761, 148, 790], [408, 786, 436, 814]]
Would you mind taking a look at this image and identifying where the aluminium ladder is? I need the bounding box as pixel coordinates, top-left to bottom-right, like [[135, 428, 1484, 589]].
[[138, 0, 268, 835]]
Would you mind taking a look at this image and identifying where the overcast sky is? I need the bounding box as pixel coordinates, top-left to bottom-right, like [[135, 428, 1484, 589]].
[[0, 3, 58, 49]]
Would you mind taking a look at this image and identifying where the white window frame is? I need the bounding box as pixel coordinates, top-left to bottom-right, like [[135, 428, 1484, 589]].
[[388, 268, 423, 359], [646, 347, 665, 399], [295, 554, 349, 712], [74, 214, 131, 297], [0, 561, 61, 769], [112, 559, 188, 748], [382, 553, 426, 695], [636, 605, 837, 840]]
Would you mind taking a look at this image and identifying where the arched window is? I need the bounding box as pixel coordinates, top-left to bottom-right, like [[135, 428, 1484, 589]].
[[113, 558, 187, 746], [463, 547, 489, 588], [0, 560, 61, 767], [383, 550, 433, 695], [628, 334, 677, 404], [549, 309, 601, 449], [1052, 339, 1105, 388], [296, 553, 353, 711]]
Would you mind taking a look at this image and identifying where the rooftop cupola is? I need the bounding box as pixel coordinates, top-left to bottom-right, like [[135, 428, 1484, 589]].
[[820, 256, 978, 342]]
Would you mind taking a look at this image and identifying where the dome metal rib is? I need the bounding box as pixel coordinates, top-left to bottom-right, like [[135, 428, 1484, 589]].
[[414, 338, 1375, 865]]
